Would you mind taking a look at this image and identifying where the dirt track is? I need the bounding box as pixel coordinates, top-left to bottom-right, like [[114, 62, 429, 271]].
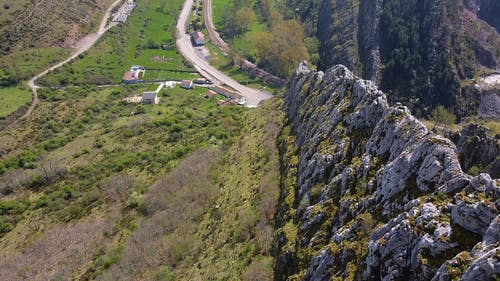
[[20, 0, 123, 122]]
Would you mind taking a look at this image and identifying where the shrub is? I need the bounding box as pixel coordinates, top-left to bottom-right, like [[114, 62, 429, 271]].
[[135, 105, 146, 114], [162, 233, 200, 266], [430, 106, 457, 128], [156, 266, 175, 281], [236, 206, 258, 242], [0, 220, 13, 235], [144, 39, 160, 49], [468, 165, 483, 176]]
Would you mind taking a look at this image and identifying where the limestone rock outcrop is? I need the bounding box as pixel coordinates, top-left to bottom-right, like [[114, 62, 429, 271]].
[[274, 63, 499, 281], [448, 123, 500, 178]]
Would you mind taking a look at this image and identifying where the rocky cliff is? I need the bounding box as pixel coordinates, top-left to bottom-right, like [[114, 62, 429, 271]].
[[288, 0, 500, 117], [274, 63, 499, 280], [448, 124, 500, 178]]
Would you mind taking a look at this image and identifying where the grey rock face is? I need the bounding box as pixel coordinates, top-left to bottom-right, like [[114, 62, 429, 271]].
[[451, 199, 497, 235], [479, 89, 500, 119], [275, 64, 500, 281], [448, 123, 500, 178]]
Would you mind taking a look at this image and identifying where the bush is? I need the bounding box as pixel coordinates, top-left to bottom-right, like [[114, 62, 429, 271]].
[[468, 165, 483, 176], [156, 266, 175, 281], [430, 106, 457, 127], [144, 39, 160, 49], [0, 220, 13, 235], [135, 105, 146, 115], [163, 233, 200, 265], [0, 199, 29, 215], [236, 206, 258, 242]]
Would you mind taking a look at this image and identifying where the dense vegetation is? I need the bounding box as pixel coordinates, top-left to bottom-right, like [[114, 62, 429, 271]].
[[285, 0, 500, 118], [379, 0, 460, 114], [0, 81, 283, 279], [215, 0, 312, 77]]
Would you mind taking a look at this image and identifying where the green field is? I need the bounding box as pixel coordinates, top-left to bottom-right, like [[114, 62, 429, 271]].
[[232, 21, 265, 60], [39, 0, 193, 87], [211, 0, 264, 61], [212, 0, 234, 29], [0, 47, 69, 83], [0, 86, 31, 117]]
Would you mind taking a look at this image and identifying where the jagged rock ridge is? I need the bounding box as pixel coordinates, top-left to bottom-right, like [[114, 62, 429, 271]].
[[274, 63, 499, 281]]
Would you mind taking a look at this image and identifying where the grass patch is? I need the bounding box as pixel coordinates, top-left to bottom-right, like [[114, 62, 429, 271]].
[[212, 0, 234, 29], [231, 21, 265, 60], [0, 86, 31, 117], [0, 47, 69, 83]]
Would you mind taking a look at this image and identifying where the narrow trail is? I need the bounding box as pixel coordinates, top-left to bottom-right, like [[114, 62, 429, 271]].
[[17, 0, 123, 123]]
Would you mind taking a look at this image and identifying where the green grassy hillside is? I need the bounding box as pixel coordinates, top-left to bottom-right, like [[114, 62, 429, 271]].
[[0, 0, 115, 84], [0, 86, 31, 118], [0, 80, 283, 279], [39, 0, 196, 87]]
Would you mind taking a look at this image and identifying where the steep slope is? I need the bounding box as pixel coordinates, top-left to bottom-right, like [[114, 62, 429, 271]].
[[287, 0, 500, 117], [0, 0, 114, 84], [274, 63, 499, 280], [0, 0, 111, 52]]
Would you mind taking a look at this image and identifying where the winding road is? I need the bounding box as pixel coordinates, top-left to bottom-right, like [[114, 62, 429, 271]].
[[21, 0, 123, 121], [176, 0, 272, 107], [19, 0, 270, 123]]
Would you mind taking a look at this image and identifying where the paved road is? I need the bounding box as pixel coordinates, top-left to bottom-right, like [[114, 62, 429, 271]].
[[21, 0, 123, 121], [176, 0, 272, 107]]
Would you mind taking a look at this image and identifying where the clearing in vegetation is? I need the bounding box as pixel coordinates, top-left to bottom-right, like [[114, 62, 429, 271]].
[[0, 86, 32, 118]]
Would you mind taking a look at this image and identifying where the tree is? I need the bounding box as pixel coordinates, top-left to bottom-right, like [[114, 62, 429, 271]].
[[103, 174, 135, 204], [430, 106, 456, 129], [253, 20, 309, 76], [222, 7, 256, 38]]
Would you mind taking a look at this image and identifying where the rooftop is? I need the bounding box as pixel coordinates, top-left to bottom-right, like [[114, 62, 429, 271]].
[[142, 91, 157, 99], [123, 71, 136, 81]]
